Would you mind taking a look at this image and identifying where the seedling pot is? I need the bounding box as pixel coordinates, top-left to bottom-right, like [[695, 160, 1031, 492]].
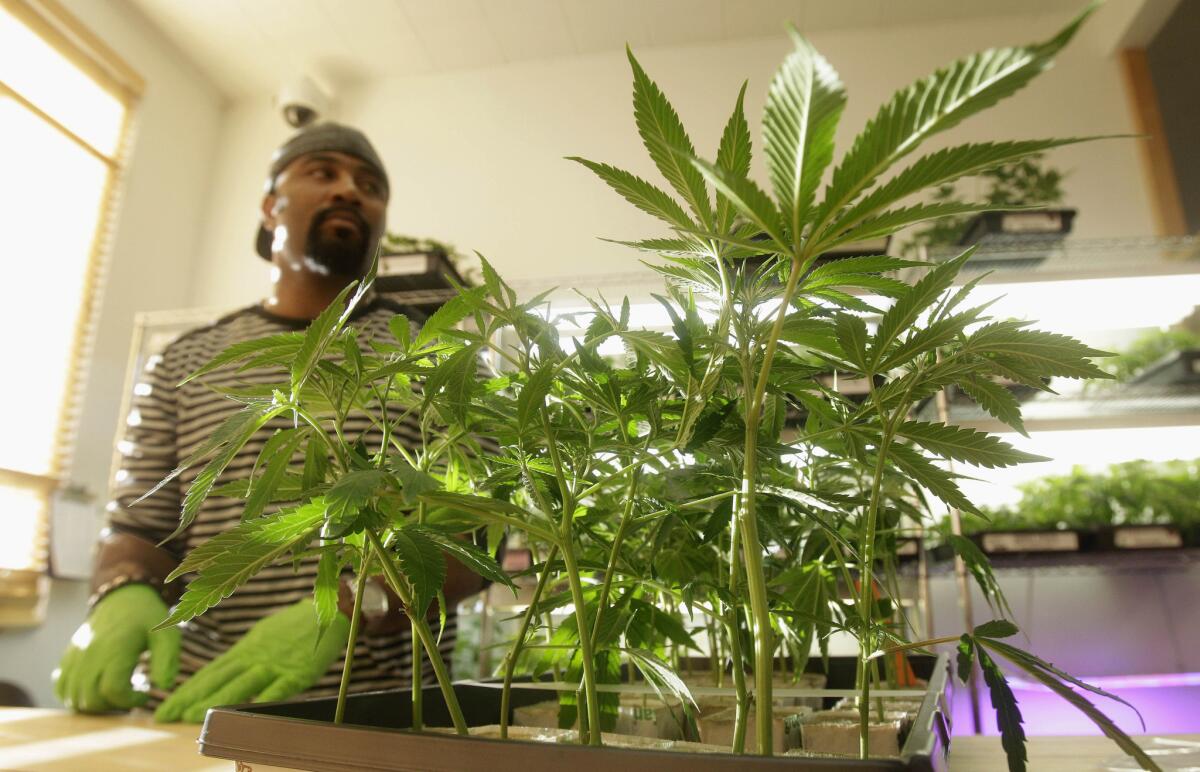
[[958, 208, 1076, 247], [197, 655, 952, 771]]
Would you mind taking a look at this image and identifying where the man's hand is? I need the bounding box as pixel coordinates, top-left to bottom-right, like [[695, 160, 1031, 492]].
[[54, 584, 180, 713], [154, 599, 349, 723]]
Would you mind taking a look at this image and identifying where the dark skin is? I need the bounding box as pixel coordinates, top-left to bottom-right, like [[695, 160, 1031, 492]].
[[260, 150, 388, 320], [259, 149, 484, 619]]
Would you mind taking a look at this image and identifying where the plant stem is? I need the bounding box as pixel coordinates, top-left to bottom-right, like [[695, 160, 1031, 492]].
[[412, 501, 427, 731], [366, 529, 467, 734], [736, 255, 808, 755], [334, 545, 373, 725], [534, 404, 603, 745], [500, 544, 559, 739], [857, 414, 897, 759], [560, 540, 603, 746], [589, 469, 641, 648], [727, 495, 749, 754]]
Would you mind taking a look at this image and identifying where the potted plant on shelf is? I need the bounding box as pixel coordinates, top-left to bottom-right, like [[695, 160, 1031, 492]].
[[145, 4, 1160, 770], [1104, 326, 1200, 386], [950, 458, 1200, 553], [376, 231, 480, 314], [901, 153, 1074, 268]]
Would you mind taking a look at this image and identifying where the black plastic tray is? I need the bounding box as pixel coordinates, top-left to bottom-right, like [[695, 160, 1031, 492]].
[[198, 654, 952, 771]]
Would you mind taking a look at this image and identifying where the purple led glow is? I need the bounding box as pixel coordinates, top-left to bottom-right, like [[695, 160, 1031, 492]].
[[1006, 672, 1200, 692], [951, 673, 1200, 736]]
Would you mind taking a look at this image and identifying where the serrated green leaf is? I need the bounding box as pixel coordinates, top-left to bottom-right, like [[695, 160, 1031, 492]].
[[834, 313, 869, 371], [422, 343, 482, 424], [832, 201, 1031, 250], [887, 443, 982, 515], [179, 332, 304, 386], [949, 535, 1014, 619], [981, 637, 1148, 733], [974, 619, 1020, 639], [689, 157, 789, 253], [326, 469, 389, 525], [391, 463, 440, 506], [956, 634, 975, 683], [173, 404, 289, 539], [987, 655, 1159, 772], [630, 598, 698, 651], [814, 5, 1095, 242], [157, 499, 328, 627], [627, 48, 712, 228], [764, 27, 845, 238], [966, 322, 1112, 379], [897, 421, 1048, 469], [836, 137, 1106, 237], [419, 491, 557, 544], [806, 255, 925, 282], [871, 251, 972, 368], [167, 498, 329, 582], [135, 403, 272, 509], [390, 525, 446, 617], [779, 316, 842, 358], [517, 361, 556, 433], [875, 308, 985, 372], [388, 314, 412, 351], [715, 81, 751, 231], [301, 438, 330, 491], [959, 376, 1028, 437], [569, 156, 694, 230], [243, 428, 309, 521], [625, 647, 697, 708], [977, 646, 1028, 772], [413, 525, 516, 594], [415, 287, 486, 350], [291, 282, 358, 399], [601, 236, 707, 257]]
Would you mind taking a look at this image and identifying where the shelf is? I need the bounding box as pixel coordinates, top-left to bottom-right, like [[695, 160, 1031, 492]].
[[912, 235, 1200, 285], [916, 381, 1200, 432], [912, 548, 1200, 577]]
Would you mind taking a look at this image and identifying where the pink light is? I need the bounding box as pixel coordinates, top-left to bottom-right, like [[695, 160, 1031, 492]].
[[1006, 672, 1200, 692]]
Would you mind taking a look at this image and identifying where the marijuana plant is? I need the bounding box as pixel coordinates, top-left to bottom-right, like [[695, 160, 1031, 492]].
[[146, 3, 1162, 770]]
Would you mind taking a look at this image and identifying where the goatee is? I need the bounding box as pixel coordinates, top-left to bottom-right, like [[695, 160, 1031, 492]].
[[305, 207, 370, 277]]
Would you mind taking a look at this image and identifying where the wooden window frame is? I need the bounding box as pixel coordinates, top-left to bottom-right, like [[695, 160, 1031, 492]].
[[0, 0, 142, 617]]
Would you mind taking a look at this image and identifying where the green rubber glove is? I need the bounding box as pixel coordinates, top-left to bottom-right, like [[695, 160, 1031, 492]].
[[53, 583, 181, 713], [154, 599, 350, 723]]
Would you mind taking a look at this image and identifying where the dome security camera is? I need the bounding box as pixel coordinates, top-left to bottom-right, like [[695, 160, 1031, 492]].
[[275, 75, 333, 128]]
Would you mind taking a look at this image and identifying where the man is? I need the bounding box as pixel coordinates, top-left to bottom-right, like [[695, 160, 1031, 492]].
[[54, 123, 484, 722]]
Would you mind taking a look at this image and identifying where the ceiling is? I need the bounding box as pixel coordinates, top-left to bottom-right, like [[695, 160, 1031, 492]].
[[128, 0, 1087, 99]]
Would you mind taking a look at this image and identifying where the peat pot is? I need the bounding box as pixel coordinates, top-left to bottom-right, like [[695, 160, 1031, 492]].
[[197, 655, 952, 772]]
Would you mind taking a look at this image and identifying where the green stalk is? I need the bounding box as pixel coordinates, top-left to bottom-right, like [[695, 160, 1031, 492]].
[[856, 405, 899, 758], [726, 496, 749, 754], [334, 545, 373, 725], [537, 406, 603, 746], [412, 500, 427, 731], [735, 256, 808, 755], [855, 364, 926, 758], [589, 468, 641, 648], [500, 545, 559, 739], [560, 541, 603, 746], [367, 529, 467, 734]]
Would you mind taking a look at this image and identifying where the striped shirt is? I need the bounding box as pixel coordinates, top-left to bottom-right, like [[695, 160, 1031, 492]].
[[108, 296, 454, 698]]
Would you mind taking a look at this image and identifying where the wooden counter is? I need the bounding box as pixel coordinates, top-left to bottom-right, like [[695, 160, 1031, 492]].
[[0, 708, 1194, 770]]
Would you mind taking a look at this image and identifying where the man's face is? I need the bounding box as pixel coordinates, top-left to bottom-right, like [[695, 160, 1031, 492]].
[[261, 150, 388, 278]]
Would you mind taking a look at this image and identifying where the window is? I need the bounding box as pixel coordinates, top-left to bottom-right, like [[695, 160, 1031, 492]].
[[0, 0, 140, 616]]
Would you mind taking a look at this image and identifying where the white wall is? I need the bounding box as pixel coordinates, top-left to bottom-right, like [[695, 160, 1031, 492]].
[[0, 0, 225, 708], [189, 5, 1156, 310]]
